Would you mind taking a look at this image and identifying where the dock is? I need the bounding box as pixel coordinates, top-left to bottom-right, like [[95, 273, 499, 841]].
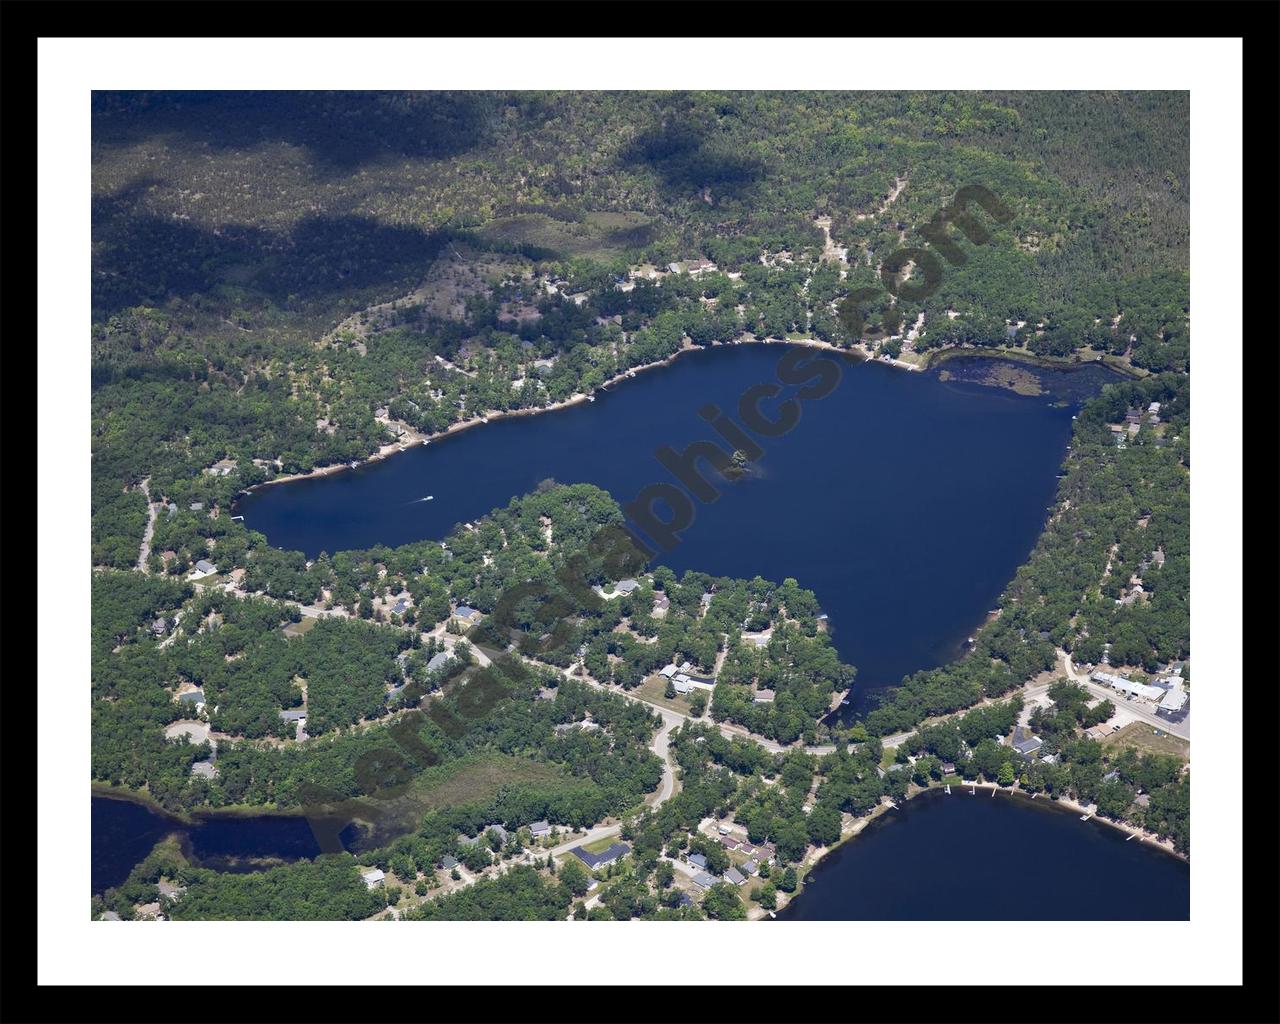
[[945, 784, 951, 795]]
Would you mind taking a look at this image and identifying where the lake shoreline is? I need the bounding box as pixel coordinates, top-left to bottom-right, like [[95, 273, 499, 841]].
[[776, 778, 1186, 919], [235, 335, 881, 502]]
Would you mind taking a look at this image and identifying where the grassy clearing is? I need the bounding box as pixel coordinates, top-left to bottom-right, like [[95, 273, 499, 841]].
[[636, 675, 692, 714], [582, 835, 618, 855], [1101, 721, 1190, 761], [407, 751, 571, 811], [282, 617, 318, 638], [475, 210, 656, 260]]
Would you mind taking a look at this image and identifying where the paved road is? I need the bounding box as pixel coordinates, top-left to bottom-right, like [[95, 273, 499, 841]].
[[1057, 650, 1190, 740]]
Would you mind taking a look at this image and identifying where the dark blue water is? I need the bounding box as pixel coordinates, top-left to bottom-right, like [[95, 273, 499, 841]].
[[778, 790, 1189, 920], [92, 796, 355, 894], [238, 346, 1111, 711]]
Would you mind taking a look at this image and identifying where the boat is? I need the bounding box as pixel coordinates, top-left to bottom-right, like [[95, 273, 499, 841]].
[[587, 395, 596, 402], [424, 495, 434, 502], [840, 699, 850, 706]]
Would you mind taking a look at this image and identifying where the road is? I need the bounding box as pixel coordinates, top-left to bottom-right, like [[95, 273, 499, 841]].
[[1057, 650, 1190, 740], [135, 477, 157, 573]]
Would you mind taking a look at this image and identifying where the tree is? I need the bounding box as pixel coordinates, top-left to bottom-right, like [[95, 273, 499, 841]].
[[557, 856, 591, 898], [758, 882, 778, 910], [998, 761, 1016, 787], [654, 861, 675, 888], [702, 882, 747, 920], [778, 866, 798, 893]]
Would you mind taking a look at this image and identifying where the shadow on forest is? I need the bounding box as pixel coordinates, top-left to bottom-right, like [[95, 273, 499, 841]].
[[620, 117, 766, 199], [92, 91, 499, 172], [92, 193, 453, 320]]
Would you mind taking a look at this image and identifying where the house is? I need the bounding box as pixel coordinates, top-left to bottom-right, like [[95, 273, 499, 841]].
[[691, 871, 720, 890], [1085, 725, 1112, 742], [753, 689, 776, 704], [528, 820, 552, 839], [672, 677, 693, 695], [1010, 726, 1043, 758], [453, 605, 483, 625], [613, 579, 640, 595], [570, 842, 630, 870], [440, 856, 459, 870], [1091, 670, 1164, 702], [724, 867, 747, 886], [98, 911, 122, 921], [191, 760, 217, 779], [719, 835, 742, 851], [737, 844, 758, 859], [166, 502, 179, 516], [653, 593, 670, 611], [426, 650, 452, 673], [718, 824, 733, 835], [939, 762, 957, 776], [1157, 686, 1189, 715], [278, 708, 307, 722], [659, 664, 678, 679], [193, 560, 217, 576], [177, 688, 205, 705], [687, 853, 708, 870], [392, 598, 410, 616], [151, 617, 168, 636], [189, 502, 204, 511], [741, 860, 759, 876], [361, 868, 386, 889], [676, 892, 694, 908], [1040, 754, 1058, 766]]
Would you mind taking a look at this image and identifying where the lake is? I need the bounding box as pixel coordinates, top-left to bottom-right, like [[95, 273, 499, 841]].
[[237, 345, 1118, 713], [92, 795, 361, 894], [776, 789, 1190, 920]]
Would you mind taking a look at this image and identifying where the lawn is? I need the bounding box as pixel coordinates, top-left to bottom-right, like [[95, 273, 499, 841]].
[[636, 675, 693, 715], [282, 617, 318, 638], [1100, 722, 1190, 761], [582, 835, 619, 855]]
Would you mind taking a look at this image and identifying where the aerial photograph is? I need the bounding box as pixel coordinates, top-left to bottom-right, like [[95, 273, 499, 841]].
[[88, 89, 1193, 925]]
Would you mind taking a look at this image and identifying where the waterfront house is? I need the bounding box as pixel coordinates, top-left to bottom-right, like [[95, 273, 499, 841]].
[[1011, 727, 1043, 758]]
